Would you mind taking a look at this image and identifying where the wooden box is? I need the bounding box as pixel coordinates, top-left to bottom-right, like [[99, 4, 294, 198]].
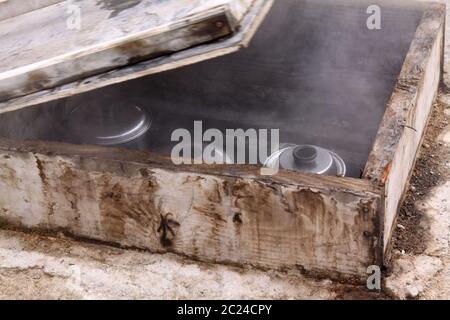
[[0, 0, 445, 283]]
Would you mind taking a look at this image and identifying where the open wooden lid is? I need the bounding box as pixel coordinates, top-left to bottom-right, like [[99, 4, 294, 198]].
[[0, 0, 273, 114]]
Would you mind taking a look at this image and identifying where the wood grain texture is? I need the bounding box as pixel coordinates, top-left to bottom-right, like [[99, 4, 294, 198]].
[[0, 0, 63, 21], [0, 0, 273, 114], [362, 4, 445, 253], [0, 138, 382, 283], [0, 0, 267, 102]]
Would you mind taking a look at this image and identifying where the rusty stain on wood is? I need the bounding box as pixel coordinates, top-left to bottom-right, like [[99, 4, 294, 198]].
[[381, 161, 393, 185]]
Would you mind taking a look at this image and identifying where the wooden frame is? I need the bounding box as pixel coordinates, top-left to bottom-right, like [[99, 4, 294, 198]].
[[0, 2, 445, 283]]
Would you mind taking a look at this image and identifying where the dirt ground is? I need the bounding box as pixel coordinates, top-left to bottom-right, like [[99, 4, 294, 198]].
[[1, 0, 450, 300]]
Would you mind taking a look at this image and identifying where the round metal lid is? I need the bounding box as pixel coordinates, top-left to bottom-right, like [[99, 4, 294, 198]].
[[264, 144, 346, 176], [64, 103, 151, 146], [279, 145, 333, 174]]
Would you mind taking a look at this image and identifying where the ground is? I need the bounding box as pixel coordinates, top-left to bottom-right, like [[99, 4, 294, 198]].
[[1, 0, 450, 300]]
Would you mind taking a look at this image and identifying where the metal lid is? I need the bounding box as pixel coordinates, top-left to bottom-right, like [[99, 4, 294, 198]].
[[64, 103, 151, 146], [264, 144, 347, 176]]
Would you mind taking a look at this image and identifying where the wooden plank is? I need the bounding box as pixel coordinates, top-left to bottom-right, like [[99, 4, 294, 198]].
[[363, 4, 445, 254], [0, 0, 273, 114], [0, 138, 382, 283], [0, 0, 268, 103], [0, 0, 63, 21]]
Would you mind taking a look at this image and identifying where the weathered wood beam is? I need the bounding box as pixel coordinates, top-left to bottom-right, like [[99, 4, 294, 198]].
[[0, 0, 273, 114], [363, 3, 445, 255], [0, 138, 382, 283], [0, 0, 270, 104], [0, 0, 63, 21]]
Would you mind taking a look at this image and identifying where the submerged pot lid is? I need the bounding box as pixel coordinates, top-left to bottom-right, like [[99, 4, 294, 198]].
[[264, 144, 347, 177], [0, 0, 274, 114], [64, 103, 151, 146]]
